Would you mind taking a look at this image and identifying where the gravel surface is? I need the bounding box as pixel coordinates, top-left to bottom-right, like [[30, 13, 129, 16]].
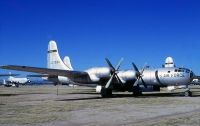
[[0, 85, 200, 126]]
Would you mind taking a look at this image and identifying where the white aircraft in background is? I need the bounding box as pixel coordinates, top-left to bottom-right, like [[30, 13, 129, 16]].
[[0, 73, 31, 87], [0, 40, 198, 97]]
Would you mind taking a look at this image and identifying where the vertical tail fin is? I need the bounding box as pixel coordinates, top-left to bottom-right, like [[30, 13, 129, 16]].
[[47, 40, 71, 70]]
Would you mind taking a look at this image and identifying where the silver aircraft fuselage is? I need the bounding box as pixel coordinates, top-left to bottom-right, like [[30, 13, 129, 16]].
[[86, 66, 193, 87], [140, 67, 192, 86]]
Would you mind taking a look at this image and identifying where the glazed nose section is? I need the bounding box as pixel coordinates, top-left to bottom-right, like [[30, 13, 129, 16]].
[[189, 71, 195, 82]]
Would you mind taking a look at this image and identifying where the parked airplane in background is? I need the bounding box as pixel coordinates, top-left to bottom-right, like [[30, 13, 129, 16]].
[[27, 41, 74, 85], [0, 41, 197, 97], [0, 73, 31, 87]]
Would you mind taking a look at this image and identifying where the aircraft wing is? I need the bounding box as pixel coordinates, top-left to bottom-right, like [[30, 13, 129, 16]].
[[0, 65, 91, 83], [27, 74, 53, 77], [0, 74, 19, 76]]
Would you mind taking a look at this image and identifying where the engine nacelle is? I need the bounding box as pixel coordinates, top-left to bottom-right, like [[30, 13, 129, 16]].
[[86, 67, 110, 82], [118, 70, 136, 82], [58, 76, 71, 83]]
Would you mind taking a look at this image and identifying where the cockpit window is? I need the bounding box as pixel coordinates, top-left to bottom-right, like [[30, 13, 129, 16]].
[[190, 71, 194, 78], [175, 68, 185, 72], [186, 69, 190, 73]]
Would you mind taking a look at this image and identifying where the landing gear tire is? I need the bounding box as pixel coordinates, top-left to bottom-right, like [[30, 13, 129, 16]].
[[15, 83, 19, 88], [132, 86, 142, 96], [184, 90, 192, 97], [100, 87, 112, 98], [153, 85, 160, 91], [133, 91, 142, 96]]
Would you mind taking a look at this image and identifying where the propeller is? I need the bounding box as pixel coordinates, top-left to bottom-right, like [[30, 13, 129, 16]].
[[105, 58, 123, 89], [132, 62, 147, 88]]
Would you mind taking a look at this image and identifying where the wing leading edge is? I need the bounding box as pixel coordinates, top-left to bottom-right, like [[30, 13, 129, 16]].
[[0, 65, 91, 83]]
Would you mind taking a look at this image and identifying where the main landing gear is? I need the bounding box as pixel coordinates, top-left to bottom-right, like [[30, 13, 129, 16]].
[[132, 86, 142, 96], [100, 87, 112, 98], [153, 85, 160, 91]]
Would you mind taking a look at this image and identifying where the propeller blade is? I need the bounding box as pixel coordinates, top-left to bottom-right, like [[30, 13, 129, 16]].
[[141, 78, 147, 88], [105, 74, 115, 88], [133, 78, 140, 87], [115, 74, 123, 84], [105, 58, 115, 71], [132, 62, 139, 72], [140, 64, 147, 75], [115, 58, 124, 71]]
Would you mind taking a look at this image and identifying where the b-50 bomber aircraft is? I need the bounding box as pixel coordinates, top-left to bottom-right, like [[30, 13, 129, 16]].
[[0, 41, 197, 97]]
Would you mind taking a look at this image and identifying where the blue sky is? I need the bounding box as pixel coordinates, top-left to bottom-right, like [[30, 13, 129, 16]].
[[1, 0, 200, 75]]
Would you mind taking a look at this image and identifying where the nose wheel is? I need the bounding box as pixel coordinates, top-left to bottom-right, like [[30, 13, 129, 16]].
[[184, 83, 192, 97], [184, 90, 192, 97]]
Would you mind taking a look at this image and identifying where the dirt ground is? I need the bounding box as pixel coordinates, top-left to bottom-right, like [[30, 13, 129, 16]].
[[0, 85, 200, 126]]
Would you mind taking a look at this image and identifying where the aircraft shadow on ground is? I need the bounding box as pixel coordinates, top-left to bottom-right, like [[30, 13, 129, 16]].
[[67, 92, 98, 95], [56, 96, 102, 101], [0, 92, 51, 97], [55, 92, 200, 101], [0, 94, 20, 96]]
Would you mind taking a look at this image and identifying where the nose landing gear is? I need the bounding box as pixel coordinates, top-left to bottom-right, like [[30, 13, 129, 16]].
[[184, 90, 192, 97]]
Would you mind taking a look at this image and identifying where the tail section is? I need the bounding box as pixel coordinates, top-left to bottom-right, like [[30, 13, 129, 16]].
[[47, 40, 71, 70]]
